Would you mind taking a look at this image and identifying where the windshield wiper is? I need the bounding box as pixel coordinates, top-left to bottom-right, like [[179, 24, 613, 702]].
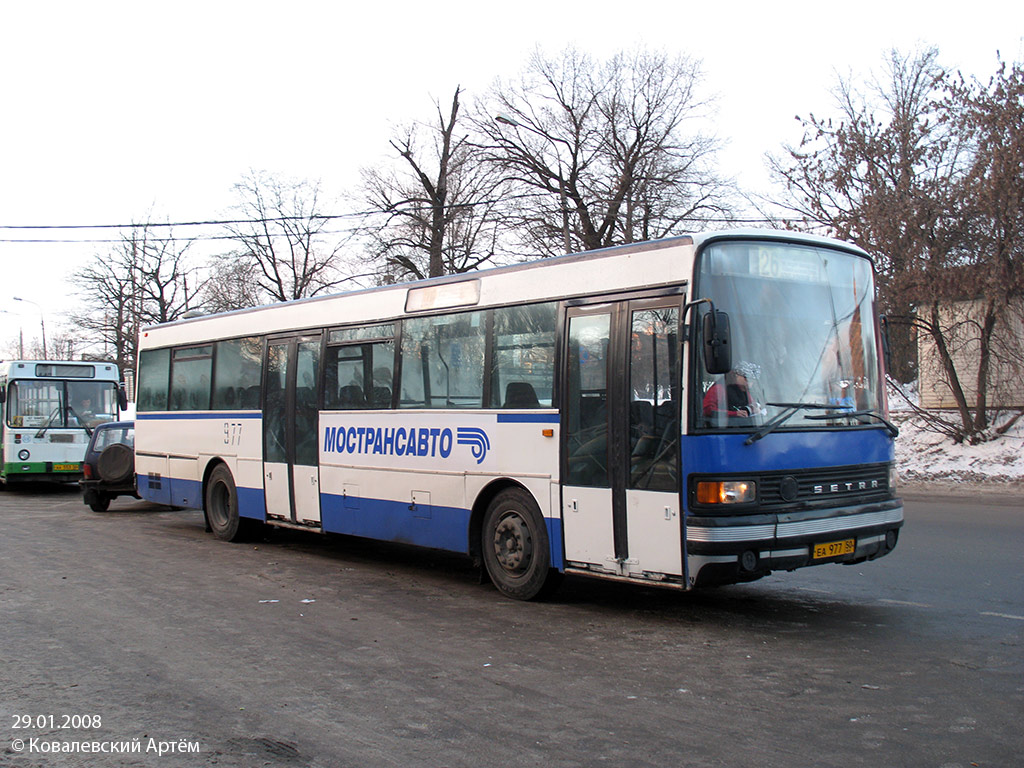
[[66, 405, 93, 437], [34, 406, 62, 439], [805, 409, 899, 437], [744, 402, 834, 446]]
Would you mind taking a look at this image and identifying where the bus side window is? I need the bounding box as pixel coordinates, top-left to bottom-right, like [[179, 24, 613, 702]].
[[137, 348, 171, 411], [400, 312, 484, 409], [212, 337, 262, 410], [491, 302, 557, 408], [324, 340, 394, 410]]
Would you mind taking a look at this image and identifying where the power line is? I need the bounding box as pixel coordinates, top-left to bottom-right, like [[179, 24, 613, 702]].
[[0, 200, 780, 245], [0, 212, 369, 231]]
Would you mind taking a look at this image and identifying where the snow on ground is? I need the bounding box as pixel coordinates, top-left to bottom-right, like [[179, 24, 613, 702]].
[[894, 414, 1024, 484], [889, 383, 1024, 486]]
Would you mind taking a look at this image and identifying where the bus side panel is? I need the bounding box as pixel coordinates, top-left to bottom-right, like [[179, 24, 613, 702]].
[[136, 413, 263, 513], [136, 454, 172, 506], [320, 473, 471, 552], [548, 480, 565, 571], [318, 411, 559, 556], [236, 457, 266, 520], [169, 457, 202, 509]]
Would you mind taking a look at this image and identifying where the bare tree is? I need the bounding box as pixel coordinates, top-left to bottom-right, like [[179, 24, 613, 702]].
[[944, 59, 1024, 433], [203, 252, 266, 313], [359, 87, 506, 281], [225, 171, 356, 302], [769, 49, 1024, 442], [766, 48, 964, 384], [474, 47, 732, 257], [70, 226, 203, 372]]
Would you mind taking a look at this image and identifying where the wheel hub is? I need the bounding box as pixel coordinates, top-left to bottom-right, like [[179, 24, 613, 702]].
[[493, 514, 533, 573]]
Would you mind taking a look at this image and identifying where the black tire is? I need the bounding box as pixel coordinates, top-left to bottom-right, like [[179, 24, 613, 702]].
[[482, 487, 560, 601], [88, 492, 111, 513], [97, 443, 133, 484], [206, 464, 243, 541]]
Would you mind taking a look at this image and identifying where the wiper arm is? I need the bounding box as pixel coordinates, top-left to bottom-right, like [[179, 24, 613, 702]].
[[66, 405, 93, 437], [805, 409, 899, 437], [744, 402, 834, 446], [34, 406, 62, 439]]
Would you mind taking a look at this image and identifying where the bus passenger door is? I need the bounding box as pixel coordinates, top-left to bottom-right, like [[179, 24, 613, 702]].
[[263, 335, 322, 526], [561, 298, 682, 579]]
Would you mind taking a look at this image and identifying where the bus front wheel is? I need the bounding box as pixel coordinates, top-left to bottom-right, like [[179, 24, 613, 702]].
[[482, 488, 560, 601], [206, 464, 243, 542]]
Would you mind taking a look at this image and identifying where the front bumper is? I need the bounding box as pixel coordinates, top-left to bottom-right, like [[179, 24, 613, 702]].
[[686, 498, 903, 587]]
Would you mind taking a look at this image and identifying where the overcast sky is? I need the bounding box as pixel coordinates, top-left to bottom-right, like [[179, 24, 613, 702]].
[[1, 0, 1021, 354]]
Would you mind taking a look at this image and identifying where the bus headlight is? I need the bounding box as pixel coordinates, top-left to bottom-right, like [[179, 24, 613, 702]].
[[18, 449, 30, 461], [696, 480, 756, 505]]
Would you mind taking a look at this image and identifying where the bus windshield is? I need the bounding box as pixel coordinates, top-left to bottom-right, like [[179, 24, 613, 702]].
[[7, 379, 120, 430], [696, 240, 883, 431]]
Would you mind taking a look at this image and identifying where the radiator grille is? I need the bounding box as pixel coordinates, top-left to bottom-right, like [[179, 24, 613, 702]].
[[758, 463, 890, 506]]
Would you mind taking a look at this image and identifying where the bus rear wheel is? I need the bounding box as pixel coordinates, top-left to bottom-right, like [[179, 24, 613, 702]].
[[206, 464, 244, 542], [482, 488, 559, 601]]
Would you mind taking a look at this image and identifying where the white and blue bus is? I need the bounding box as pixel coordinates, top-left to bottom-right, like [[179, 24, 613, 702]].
[[134, 230, 903, 599], [1, 360, 125, 485]]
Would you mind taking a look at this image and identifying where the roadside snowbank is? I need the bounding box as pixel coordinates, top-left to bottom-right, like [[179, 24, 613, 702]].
[[888, 382, 1024, 485], [894, 413, 1024, 484]]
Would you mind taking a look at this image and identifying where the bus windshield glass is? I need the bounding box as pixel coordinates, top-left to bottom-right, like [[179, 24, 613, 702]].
[[7, 380, 120, 430], [696, 240, 882, 431]]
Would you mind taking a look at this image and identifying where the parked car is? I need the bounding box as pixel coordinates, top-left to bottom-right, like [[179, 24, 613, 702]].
[[80, 421, 138, 512]]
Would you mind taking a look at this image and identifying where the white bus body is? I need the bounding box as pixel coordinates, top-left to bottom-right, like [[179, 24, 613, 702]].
[[135, 231, 902, 598]]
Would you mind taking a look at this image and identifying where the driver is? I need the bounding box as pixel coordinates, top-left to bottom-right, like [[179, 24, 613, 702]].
[[703, 361, 760, 418]]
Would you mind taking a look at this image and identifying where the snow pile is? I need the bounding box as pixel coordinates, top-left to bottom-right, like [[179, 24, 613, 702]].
[[886, 380, 1024, 484], [893, 412, 1024, 484]]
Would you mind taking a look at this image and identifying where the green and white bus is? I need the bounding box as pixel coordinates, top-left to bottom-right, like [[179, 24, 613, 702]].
[[0, 360, 125, 485]]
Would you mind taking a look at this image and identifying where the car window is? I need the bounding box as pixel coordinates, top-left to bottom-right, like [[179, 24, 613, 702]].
[[94, 426, 134, 451]]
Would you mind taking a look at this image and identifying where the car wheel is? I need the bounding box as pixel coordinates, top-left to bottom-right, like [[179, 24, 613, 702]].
[[88, 492, 111, 513]]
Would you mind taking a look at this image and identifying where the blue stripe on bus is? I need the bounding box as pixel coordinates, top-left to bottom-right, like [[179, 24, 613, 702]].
[[681, 429, 895, 475], [138, 473, 266, 520], [136, 412, 560, 424], [495, 413, 560, 424], [136, 412, 262, 421], [137, 472, 565, 570], [321, 493, 471, 553], [238, 486, 266, 519]]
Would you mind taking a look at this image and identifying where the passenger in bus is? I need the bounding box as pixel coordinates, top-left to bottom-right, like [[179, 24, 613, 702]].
[[703, 362, 759, 420]]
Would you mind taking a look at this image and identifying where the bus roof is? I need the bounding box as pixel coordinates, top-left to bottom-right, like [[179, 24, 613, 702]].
[[139, 229, 870, 348], [0, 360, 121, 380]]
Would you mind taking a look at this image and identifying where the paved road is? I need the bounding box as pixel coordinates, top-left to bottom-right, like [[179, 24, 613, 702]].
[[0, 484, 1021, 767]]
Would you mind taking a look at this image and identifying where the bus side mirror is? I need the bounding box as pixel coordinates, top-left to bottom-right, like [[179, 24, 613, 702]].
[[0, 388, 5, 405], [703, 310, 732, 375], [118, 386, 128, 411]]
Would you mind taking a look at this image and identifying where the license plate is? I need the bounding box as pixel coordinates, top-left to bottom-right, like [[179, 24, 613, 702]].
[[54, 464, 80, 472], [812, 538, 855, 559]]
